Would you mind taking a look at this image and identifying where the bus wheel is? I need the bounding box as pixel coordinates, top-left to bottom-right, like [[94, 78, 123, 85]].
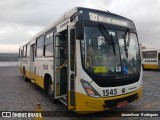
[[47, 79, 57, 103], [23, 70, 28, 82]]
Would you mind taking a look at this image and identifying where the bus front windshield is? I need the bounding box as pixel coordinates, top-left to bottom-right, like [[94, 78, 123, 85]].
[[81, 26, 141, 76]]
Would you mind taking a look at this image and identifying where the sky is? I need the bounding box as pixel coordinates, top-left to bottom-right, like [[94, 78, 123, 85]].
[[0, 0, 160, 53]]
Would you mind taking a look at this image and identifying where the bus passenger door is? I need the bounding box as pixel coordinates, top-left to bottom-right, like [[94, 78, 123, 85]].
[[67, 26, 76, 110], [30, 44, 35, 81], [158, 52, 160, 68], [54, 34, 68, 100]]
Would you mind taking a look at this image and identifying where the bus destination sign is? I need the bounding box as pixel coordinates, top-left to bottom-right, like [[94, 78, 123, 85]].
[[89, 12, 128, 27]]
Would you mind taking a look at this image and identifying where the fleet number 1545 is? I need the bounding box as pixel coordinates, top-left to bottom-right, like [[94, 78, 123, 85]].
[[102, 89, 117, 96]]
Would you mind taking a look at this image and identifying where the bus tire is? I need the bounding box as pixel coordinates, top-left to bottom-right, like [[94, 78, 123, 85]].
[[23, 68, 29, 82], [23, 68, 27, 82], [46, 77, 57, 103]]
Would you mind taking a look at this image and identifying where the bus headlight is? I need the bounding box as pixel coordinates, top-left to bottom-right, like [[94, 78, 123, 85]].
[[80, 79, 100, 98]]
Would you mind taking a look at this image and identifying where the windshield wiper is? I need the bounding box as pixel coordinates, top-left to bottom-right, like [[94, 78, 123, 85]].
[[98, 24, 116, 55], [123, 29, 130, 58]]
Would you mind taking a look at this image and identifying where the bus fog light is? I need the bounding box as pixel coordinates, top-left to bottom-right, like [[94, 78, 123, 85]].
[[80, 79, 100, 98]]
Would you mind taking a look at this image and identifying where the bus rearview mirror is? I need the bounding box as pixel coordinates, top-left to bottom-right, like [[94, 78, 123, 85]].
[[75, 21, 84, 40]]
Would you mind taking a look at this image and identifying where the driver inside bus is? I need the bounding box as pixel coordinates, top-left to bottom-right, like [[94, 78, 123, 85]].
[[87, 41, 96, 71], [87, 39, 104, 72]]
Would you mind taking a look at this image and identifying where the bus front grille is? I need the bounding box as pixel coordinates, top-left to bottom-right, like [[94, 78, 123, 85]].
[[94, 75, 140, 87]]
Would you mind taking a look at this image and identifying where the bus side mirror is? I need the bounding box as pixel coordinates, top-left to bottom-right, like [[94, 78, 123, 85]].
[[75, 21, 84, 40]]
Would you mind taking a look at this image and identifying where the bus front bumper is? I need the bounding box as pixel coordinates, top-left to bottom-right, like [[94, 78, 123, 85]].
[[144, 64, 159, 69], [75, 87, 142, 113]]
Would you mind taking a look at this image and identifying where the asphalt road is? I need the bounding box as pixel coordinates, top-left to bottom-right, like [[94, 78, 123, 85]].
[[0, 66, 160, 120]]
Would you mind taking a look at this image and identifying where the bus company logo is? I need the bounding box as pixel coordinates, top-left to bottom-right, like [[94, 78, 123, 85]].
[[2, 112, 11, 117]]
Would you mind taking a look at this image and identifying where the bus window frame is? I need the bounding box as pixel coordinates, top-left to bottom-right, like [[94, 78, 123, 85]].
[[143, 51, 157, 59], [26, 43, 31, 58], [36, 35, 45, 58], [23, 45, 27, 58], [44, 29, 54, 57]]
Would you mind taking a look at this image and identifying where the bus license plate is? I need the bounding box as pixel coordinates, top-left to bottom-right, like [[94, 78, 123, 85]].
[[116, 101, 128, 108]]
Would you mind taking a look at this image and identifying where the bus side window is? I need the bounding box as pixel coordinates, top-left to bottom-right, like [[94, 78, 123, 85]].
[[142, 51, 145, 59], [19, 48, 21, 58], [26, 43, 30, 57], [36, 35, 44, 57], [23, 46, 27, 58], [158, 53, 160, 60], [44, 31, 54, 57]]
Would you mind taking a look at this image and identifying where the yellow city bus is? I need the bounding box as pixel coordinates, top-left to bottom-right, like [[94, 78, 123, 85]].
[[142, 49, 160, 70], [19, 7, 142, 113]]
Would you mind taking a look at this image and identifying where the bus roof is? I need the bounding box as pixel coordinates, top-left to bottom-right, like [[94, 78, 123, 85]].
[[19, 7, 77, 48], [20, 7, 135, 47]]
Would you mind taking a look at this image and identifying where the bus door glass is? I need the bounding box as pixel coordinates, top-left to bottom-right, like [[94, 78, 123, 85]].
[[30, 44, 35, 80], [54, 34, 67, 99], [67, 26, 75, 110]]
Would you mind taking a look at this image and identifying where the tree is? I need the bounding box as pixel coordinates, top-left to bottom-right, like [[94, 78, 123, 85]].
[[140, 44, 146, 50]]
